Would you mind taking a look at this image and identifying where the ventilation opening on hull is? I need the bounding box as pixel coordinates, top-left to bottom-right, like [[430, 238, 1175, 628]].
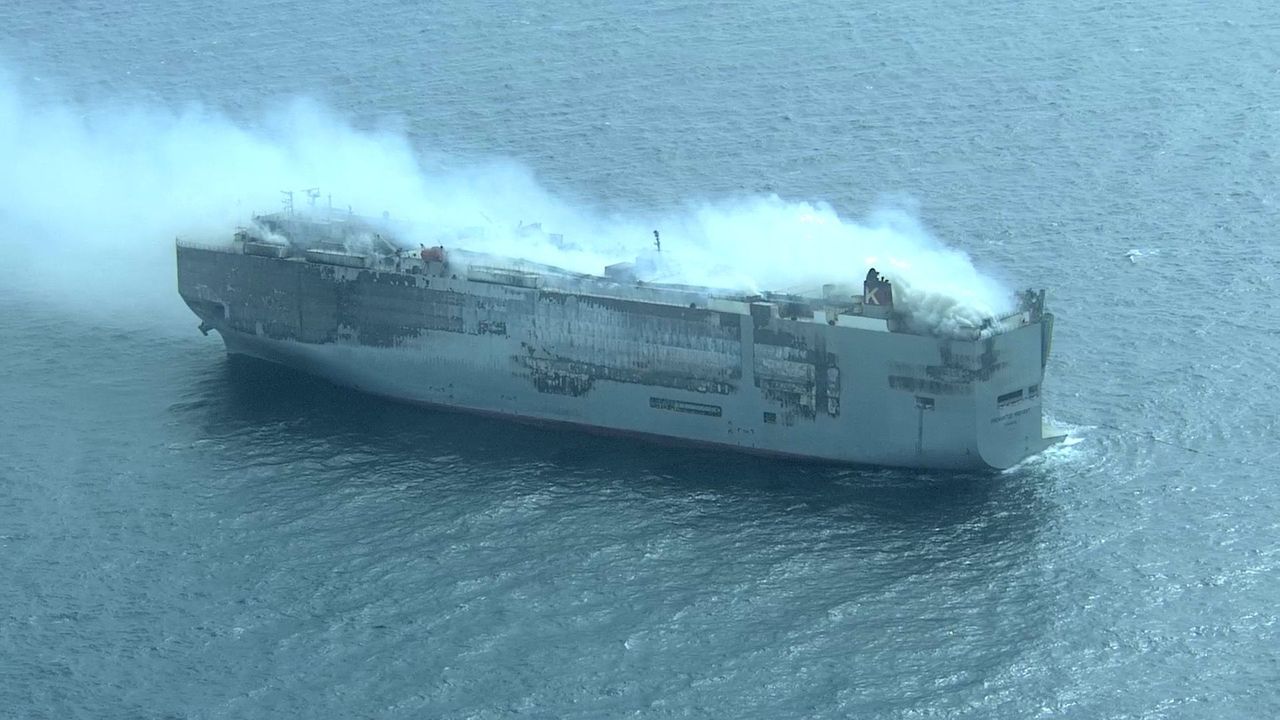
[[763, 411, 777, 424], [997, 389, 1024, 407], [650, 397, 722, 417], [915, 396, 935, 410]]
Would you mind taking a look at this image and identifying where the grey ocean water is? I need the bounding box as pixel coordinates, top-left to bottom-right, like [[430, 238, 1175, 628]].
[[2, 1, 1279, 717]]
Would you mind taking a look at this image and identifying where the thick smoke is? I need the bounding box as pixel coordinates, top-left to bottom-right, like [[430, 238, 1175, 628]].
[[0, 69, 1013, 335], [613, 199, 1015, 336]]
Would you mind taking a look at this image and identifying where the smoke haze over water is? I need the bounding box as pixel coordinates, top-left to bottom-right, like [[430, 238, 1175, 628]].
[[0, 69, 1013, 335]]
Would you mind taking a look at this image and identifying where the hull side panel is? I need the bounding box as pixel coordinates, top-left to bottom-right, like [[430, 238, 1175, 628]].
[[179, 246, 1050, 470]]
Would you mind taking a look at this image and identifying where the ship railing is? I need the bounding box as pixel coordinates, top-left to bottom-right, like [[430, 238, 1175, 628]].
[[175, 238, 237, 253]]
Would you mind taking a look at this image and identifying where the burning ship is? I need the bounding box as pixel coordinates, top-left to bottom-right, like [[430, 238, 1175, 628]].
[[177, 201, 1064, 470]]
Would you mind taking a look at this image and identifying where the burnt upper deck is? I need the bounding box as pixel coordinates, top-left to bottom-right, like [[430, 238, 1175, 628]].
[[180, 210, 1046, 339]]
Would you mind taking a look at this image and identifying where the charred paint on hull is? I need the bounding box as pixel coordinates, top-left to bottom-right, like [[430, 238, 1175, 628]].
[[177, 237, 1061, 471]]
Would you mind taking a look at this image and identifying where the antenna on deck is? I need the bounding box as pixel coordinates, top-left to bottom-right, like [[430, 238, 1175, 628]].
[[653, 230, 661, 252], [306, 188, 321, 207], [281, 190, 294, 215]]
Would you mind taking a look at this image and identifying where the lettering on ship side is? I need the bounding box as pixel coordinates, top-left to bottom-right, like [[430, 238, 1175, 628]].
[[991, 406, 1032, 425]]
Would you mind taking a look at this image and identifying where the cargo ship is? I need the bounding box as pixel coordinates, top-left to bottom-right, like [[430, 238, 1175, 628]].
[[177, 202, 1064, 470]]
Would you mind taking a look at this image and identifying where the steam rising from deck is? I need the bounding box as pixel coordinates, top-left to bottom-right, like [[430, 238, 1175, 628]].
[[1, 69, 1012, 335]]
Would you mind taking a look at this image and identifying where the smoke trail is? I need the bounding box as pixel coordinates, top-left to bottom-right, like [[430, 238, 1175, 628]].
[[618, 198, 1015, 336], [0, 68, 1013, 335]]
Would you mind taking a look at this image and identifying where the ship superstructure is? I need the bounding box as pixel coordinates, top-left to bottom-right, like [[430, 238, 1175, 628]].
[[177, 203, 1063, 470]]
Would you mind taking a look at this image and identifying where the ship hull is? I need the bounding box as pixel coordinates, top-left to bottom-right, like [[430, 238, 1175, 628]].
[[178, 244, 1059, 471]]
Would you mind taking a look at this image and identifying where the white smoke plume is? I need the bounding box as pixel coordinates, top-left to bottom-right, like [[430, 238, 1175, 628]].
[[0, 68, 1014, 335]]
